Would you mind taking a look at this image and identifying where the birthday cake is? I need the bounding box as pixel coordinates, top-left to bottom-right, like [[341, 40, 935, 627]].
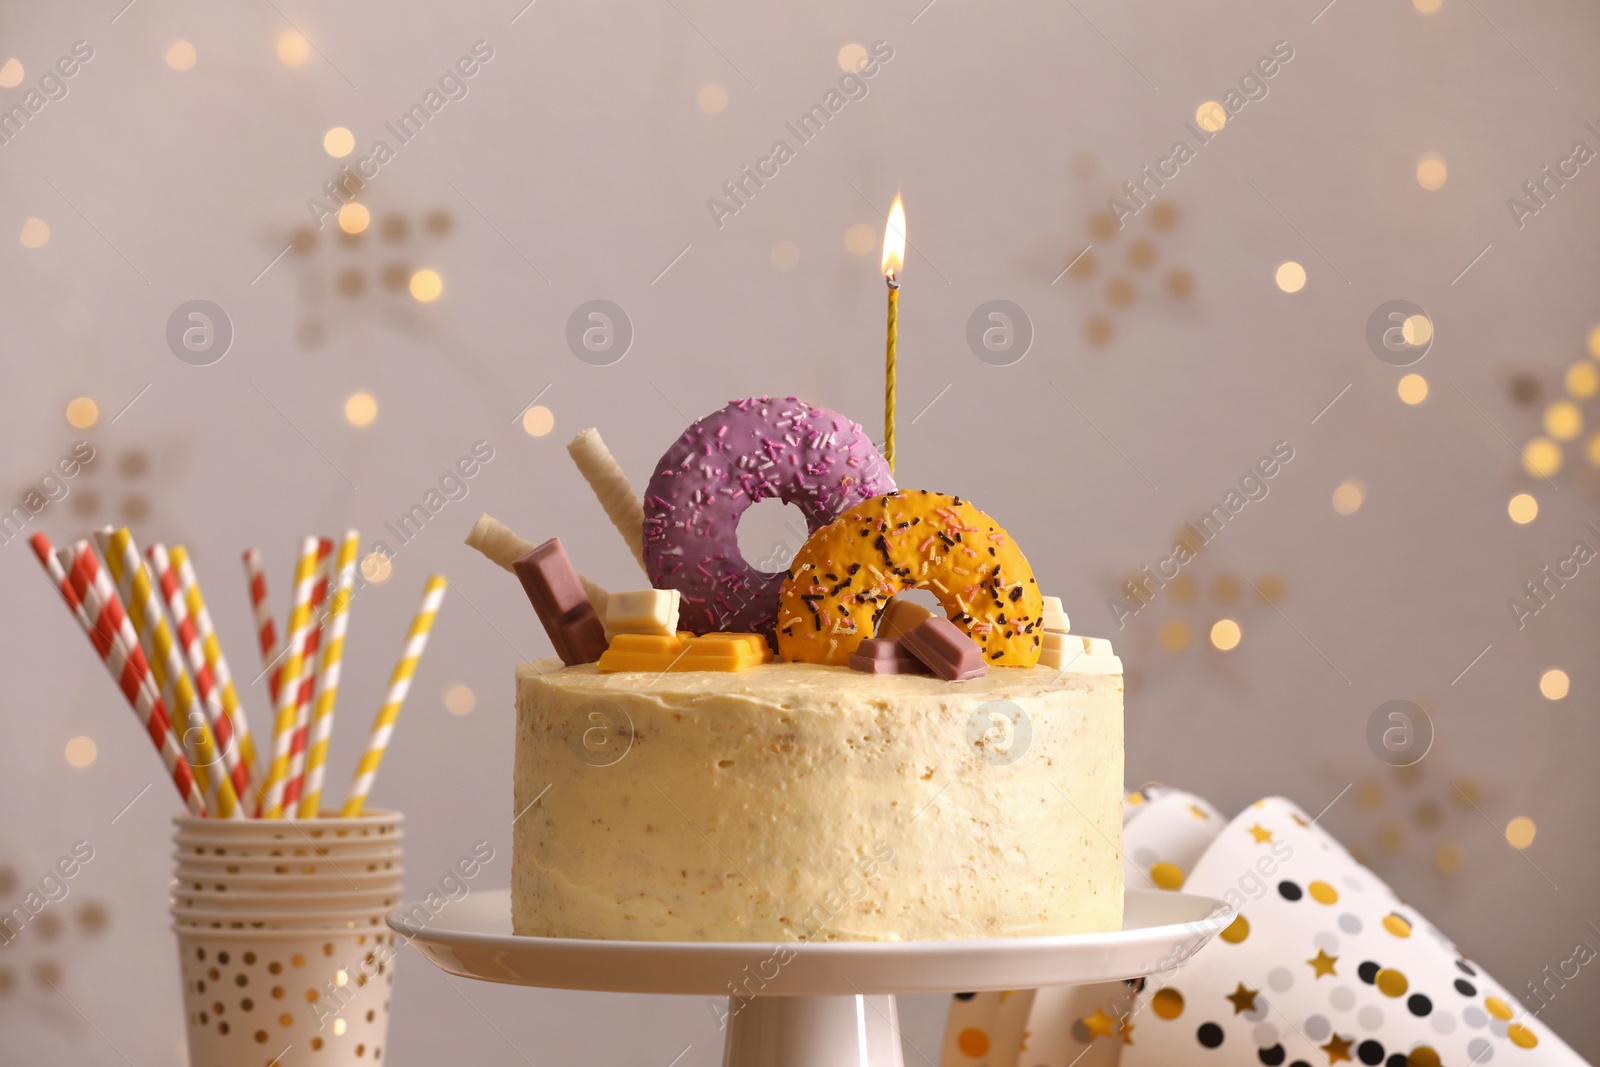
[[502, 397, 1125, 942]]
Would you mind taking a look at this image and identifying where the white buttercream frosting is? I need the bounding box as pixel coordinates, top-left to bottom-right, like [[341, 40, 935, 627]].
[[513, 660, 1124, 942]]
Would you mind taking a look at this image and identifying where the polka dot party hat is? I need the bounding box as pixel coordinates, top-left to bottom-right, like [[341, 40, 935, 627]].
[[1123, 785, 1229, 893], [941, 794, 1590, 1067], [939, 787, 1226, 1067]]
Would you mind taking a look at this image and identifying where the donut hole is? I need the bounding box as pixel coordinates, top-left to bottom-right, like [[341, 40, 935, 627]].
[[735, 498, 810, 576], [875, 589, 943, 636]]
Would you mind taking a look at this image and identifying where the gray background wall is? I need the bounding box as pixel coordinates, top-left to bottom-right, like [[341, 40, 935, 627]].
[[2, 0, 1597, 1062]]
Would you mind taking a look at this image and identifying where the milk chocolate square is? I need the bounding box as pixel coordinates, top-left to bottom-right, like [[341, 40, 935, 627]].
[[899, 617, 988, 681], [514, 538, 606, 665], [848, 636, 931, 675]]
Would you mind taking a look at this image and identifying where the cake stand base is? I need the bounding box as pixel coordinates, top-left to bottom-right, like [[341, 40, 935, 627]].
[[722, 995, 903, 1067], [390, 888, 1230, 1067]]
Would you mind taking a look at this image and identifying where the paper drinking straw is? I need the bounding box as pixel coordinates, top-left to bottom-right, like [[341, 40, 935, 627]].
[[30, 534, 207, 816], [149, 543, 250, 806], [566, 429, 648, 573], [341, 575, 447, 817], [298, 531, 359, 818], [97, 527, 244, 820], [170, 545, 261, 799], [243, 548, 283, 705], [283, 539, 333, 813], [260, 537, 322, 818]]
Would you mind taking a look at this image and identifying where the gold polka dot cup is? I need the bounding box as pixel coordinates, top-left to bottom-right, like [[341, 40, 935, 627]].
[[169, 812, 403, 1066]]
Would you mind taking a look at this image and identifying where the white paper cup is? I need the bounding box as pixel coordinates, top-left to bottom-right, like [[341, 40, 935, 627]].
[[174, 811, 402, 860], [173, 888, 404, 913], [174, 834, 402, 861], [171, 814, 403, 1066], [172, 907, 392, 932], [174, 809, 402, 840], [174, 853, 402, 878], [173, 871, 404, 896], [174, 925, 397, 1066]]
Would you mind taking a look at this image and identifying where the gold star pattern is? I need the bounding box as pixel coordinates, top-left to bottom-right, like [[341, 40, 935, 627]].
[[1225, 982, 1259, 1014], [1189, 803, 1211, 820], [1248, 823, 1273, 843], [1082, 1007, 1117, 1040], [1121, 1020, 1136, 1044], [1307, 948, 1338, 978], [1291, 812, 1309, 827], [1321, 1033, 1353, 1064]]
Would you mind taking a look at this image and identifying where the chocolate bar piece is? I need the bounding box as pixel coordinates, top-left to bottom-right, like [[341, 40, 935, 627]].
[[513, 538, 608, 665], [875, 598, 935, 641], [848, 636, 931, 675], [899, 617, 988, 681]]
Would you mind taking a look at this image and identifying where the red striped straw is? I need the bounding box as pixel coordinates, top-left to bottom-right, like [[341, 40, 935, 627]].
[[282, 538, 333, 813], [260, 538, 321, 818], [95, 528, 243, 820], [30, 534, 207, 816], [171, 545, 261, 799], [148, 543, 251, 805], [243, 548, 283, 705]]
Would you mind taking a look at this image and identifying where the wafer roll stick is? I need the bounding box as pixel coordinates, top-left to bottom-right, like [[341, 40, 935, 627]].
[[566, 428, 647, 573], [464, 513, 609, 613]]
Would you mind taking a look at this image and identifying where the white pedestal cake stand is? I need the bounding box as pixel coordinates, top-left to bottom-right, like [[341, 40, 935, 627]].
[[390, 888, 1229, 1067]]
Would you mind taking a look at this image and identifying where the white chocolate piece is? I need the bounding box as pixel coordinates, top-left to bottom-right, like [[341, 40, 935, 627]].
[[1040, 648, 1123, 674], [567, 428, 648, 574], [464, 513, 610, 614], [1039, 596, 1070, 633], [1040, 632, 1119, 673], [603, 588, 681, 638]]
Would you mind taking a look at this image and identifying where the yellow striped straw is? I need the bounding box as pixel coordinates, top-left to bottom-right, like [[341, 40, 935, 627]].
[[260, 537, 322, 819], [171, 544, 263, 807], [341, 575, 447, 817], [98, 527, 243, 820], [297, 530, 360, 818]]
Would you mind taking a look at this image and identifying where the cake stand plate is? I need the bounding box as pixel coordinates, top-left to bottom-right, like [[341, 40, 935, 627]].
[[391, 888, 1229, 1067]]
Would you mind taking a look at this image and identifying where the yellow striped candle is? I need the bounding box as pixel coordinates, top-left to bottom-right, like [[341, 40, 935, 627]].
[[260, 537, 322, 819], [297, 530, 359, 818], [341, 575, 447, 817], [98, 527, 243, 819]]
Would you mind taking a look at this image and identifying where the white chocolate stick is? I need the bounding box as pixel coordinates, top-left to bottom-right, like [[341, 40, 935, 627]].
[[566, 428, 648, 574], [464, 513, 609, 613]]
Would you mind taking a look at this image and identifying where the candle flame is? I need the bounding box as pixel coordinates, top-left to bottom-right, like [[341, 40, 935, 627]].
[[881, 195, 905, 278]]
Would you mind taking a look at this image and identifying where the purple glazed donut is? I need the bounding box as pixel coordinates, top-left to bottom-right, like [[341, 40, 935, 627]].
[[643, 396, 896, 640]]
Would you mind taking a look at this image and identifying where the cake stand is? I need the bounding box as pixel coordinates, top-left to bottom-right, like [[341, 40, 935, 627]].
[[390, 888, 1229, 1067]]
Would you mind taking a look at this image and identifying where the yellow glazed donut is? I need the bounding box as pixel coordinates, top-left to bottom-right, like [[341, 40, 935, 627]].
[[776, 490, 1044, 667]]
